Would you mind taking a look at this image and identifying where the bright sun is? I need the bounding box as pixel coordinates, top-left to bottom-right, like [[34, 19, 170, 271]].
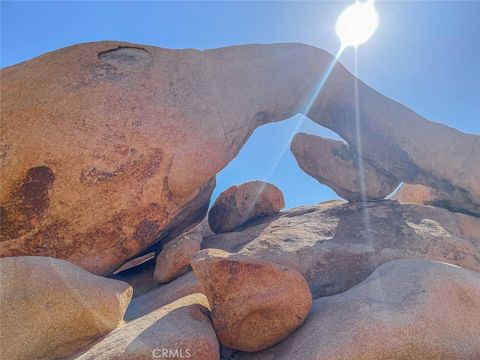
[[336, 0, 379, 48]]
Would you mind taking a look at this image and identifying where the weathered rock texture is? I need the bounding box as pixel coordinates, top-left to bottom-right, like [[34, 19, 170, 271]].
[[208, 181, 285, 233], [202, 200, 480, 298], [291, 132, 399, 201], [0, 256, 132, 360], [2, 42, 479, 275], [154, 231, 201, 283], [191, 249, 312, 352], [235, 260, 480, 360], [75, 293, 219, 360]]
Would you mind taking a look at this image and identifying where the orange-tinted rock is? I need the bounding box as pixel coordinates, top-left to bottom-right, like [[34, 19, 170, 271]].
[[1, 42, 478, 275], [291, 133, 399, 201], [191, 249, 312, 352], [154, 231, 202, 283], [208, 181, 285, 233]]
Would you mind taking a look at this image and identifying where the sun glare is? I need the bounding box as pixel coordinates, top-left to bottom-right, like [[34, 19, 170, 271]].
[[336, 0, 379, 48]]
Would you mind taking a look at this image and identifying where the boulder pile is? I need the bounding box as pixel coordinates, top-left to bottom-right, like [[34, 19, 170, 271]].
[[0, 41, 479, 360], [202, 199, 480, 298], [234, 260, 480, 360], [2, 41, 478, 278]]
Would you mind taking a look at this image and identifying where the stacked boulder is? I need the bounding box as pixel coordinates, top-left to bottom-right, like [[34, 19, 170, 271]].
[[0, 41, 479, 360], [191, 249, 312, 352], [208, 181, 285, 233], [291, 132, 399, 202], [1, 41, 479, 277]]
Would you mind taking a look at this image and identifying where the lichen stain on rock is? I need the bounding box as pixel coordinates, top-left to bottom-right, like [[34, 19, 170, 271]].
[[20, 166, 55, 218], [0, 166, 55, 240]]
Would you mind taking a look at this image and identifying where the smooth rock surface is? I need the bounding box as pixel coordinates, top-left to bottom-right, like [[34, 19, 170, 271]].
[[0, 256, 132, 360], [125, 271, 201, 321], [234, 260, 480, 360], [291, 132, 399, 201], [191, 249, 312, 352], [154, 231, 202, 283], [208, 181, 285, 233], [2, 42, 478, 274], [202, 200, 480, 298], [75, 293, 219, 360]]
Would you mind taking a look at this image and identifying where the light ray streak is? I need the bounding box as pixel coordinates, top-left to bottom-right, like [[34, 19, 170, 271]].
[[240, 47, 345, 219], [353, 47, 390, 326], [265, 47, 345, 184]]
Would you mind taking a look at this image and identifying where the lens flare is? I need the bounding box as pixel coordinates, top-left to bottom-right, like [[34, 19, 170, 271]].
[[336, 0, 379, 47]]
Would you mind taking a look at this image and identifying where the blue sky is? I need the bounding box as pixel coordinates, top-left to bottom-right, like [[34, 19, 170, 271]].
[[2, 1, 479, 208]]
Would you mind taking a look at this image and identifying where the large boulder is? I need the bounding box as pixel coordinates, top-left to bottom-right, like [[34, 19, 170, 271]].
[[235, 260, 480, 360], [202, 200, 480, 298], [75, 293, 220, 360], [0, 256, 132, 360], [208, 181, 285, 233], [154, 231, 202, 284], [291, 132, 399, 201], [1, 42, 478, 275], [191, 249, 312, 352]]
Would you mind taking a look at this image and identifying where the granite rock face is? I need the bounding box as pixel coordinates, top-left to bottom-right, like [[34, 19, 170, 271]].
[[208, 181, 285, 233], [0, 256, 132, 360], [191, 249, 312, 352], [291, 132, 399, 201], [235, 260, 480, 360], [2, 42, 478, 276], [202, 200, 480, 298]]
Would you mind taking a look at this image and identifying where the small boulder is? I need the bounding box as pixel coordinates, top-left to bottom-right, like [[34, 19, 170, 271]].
[[0, 256, 132, 360], [191, 249, 312, 352], [208, 181, 285, 233], [75, 293, 219, 360], [291, 132, 399, 201], [238, 259, 480, 360], [154, 231, 202, 284]]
